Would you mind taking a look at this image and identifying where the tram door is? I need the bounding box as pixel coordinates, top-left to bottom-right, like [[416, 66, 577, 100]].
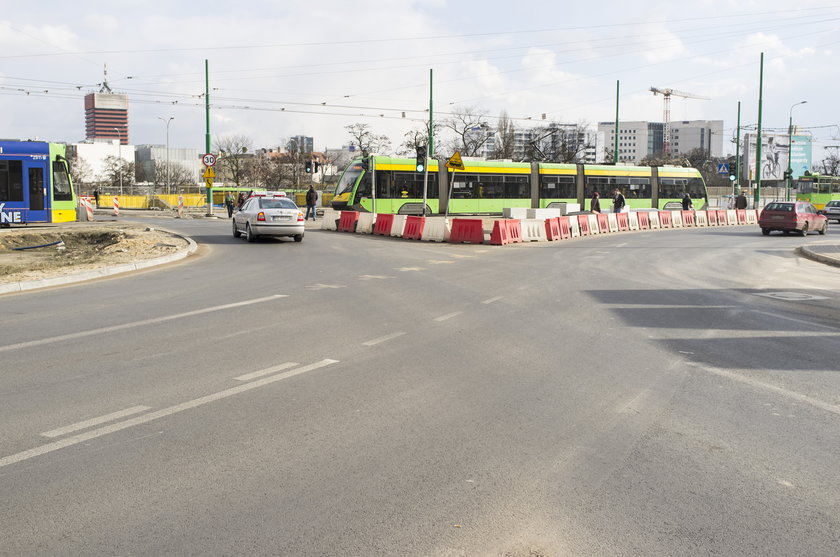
[[24, 160, 49, 222]]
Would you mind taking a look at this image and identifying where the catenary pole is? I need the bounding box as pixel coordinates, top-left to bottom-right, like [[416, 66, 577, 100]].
[[735, 101, 741, 197], [422, 69, 432, 216], [614, 80, 619, 164], [205, 59, 213, 216], [755, 52, 764, 208]]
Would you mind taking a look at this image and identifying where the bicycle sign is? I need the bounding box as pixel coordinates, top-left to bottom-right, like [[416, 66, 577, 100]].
[[202, 153, 217, 167]]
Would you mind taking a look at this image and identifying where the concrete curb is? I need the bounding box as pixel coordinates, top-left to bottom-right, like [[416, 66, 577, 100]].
[[0, 230, 198, 295], [796, 245, 840, 269]]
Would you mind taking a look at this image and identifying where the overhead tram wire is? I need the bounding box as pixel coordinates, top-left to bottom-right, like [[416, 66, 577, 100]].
[[108, 10, 837, 89], [113, 9, 836, 85], [2, 5, 838, 61]]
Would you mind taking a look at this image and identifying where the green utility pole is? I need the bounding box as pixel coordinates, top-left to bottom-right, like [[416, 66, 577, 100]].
[[735, 101, 741, 197], [428, 68, 434, 158], [755, 52, 764, 208], [422, 69, 432, 216], [205, 59, 213, 215], [614, 80, 619, 164]]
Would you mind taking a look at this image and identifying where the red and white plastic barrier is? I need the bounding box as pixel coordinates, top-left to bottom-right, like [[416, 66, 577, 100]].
[[113, 196, 119, 216]]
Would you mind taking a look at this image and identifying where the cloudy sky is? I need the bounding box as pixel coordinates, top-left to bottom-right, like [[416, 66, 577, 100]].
[[1, 1, 838, 161]]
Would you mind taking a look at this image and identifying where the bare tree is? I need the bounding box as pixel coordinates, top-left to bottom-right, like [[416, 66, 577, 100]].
[[215, 135, 253, 188], [398, 122, 442, 157], [490, 111, 515, 160], [101, 155, 135, 190], [816, 149, 840, 175], [67, 154, 93, 192], [442, 106, 490, 157], [345, 123, 392, 155], [527, 122, 593, 163]]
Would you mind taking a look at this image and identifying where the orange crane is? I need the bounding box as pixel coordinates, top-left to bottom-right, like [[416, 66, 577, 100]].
[[650, 87, 710, 156]]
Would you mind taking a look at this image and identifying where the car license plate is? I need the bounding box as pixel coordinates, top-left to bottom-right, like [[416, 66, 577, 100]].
[[772, 215, 785, 220], [273, 215, 291, 222]]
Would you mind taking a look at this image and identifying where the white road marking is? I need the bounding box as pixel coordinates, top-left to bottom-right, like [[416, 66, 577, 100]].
[[694, 364, 840, 417], [359, 275, 394, 280], [0, 359, 339, 469], [234, 361, 299, 381], [0, 295, 288, 354], [41, 406, 152, 438], [434, 311, 463, 322], [305, 283, 346, 290], [427, 260, 455, 265], [362, 332, 407, 346], [481, 296, 503, 304], [395, 267, 425, 272], [751, 310, 839, 331]]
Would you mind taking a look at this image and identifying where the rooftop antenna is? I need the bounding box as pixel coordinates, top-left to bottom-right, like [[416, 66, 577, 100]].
[[99, 64, 113, 94]]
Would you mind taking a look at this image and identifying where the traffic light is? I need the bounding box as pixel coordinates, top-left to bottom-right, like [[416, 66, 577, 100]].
[[783, 169, 792, 180], [314, 161, 321, 172], [360, 157, 370, 172], [416, 145, 427, 173], [305, 161, 312, 173]]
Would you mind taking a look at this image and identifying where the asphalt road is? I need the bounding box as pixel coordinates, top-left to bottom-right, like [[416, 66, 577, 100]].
[[1, 216, 838, 556]]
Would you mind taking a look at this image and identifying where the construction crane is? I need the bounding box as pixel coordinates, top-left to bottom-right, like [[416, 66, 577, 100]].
[[650, 87, 711, 156]]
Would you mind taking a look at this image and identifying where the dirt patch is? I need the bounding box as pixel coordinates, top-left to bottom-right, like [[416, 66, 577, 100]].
[[0, 223, 190, 284]]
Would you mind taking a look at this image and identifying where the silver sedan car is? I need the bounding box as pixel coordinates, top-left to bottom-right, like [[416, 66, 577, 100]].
[[232, 194, 305, 242]]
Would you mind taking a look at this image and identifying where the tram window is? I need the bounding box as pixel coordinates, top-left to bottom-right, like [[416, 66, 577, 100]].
[[0, 160, 24, 202], [390, 171, 438, 199], [53, 161, 73, 201], [540, 175, 575, 198], [659, 178, 688, 199], [356, 173, 372, 199], [504, 175, 530, 198]]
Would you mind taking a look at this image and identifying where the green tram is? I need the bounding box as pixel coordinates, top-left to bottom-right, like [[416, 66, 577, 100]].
[[1, 140, 76, 226], [331, 156, 708, 214], [795, 174, 840, 209]]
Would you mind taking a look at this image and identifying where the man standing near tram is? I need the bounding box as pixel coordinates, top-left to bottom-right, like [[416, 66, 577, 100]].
[[612, 188, 626, 213]]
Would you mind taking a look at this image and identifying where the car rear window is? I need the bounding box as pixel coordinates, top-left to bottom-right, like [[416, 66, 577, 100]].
[[259, 198, 297, 209], [764, 203, 793, 212], [826, 201, 840, 207]]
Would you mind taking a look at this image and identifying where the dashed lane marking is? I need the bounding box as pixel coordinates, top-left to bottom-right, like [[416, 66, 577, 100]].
[[481, 296, 503, 304], [362, 332, 407, 346], [0, 295, 289, 354], [0, 359, 339, 470], [41, 406, 152, 438], [434, 311, 463, 322], [235, 362, 299, 382]]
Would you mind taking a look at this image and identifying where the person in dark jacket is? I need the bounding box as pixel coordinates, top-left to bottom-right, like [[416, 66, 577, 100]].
[[734, 191, 748, 209], [305, 186, 318, 221], [591, 191, 601, 213], [612, 189, 626, 213], [682, 193, 693, 210]]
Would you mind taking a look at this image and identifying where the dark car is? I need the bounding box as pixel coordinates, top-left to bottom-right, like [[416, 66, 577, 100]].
[[759, 201, 827, 236], [820, 200, 840, 223]]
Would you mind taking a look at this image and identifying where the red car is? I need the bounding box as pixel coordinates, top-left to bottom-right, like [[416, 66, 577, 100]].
[[759, 201, 828, 236]]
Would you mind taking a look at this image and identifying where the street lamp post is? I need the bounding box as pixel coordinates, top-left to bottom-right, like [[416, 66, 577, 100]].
[[787, 101, 807, 201], [157, 117, 174, 194], [113, 127, 123, 196]]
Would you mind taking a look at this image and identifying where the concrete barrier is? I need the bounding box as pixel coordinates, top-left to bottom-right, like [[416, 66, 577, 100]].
[[527, 208, 563, 220], [502, 207, 529, 220]]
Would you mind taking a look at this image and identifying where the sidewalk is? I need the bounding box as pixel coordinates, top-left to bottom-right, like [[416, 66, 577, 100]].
[[797, 243, 840, 268]]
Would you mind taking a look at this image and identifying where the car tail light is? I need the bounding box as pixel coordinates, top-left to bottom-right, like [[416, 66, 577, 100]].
[[297, 211, 304, 222], [257, 212, 266, 221]]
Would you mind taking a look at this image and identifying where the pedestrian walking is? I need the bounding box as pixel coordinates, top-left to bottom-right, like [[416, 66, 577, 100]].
[[305, 185, 318, 221], [236, 192, 246, 209], [591, 191, 601, 213], [681, 192, 693, 211], [93, 189, 100, 208], [612, 189, 626, 213], [734, 191, 748, 210], [225, 193, 235, 218]]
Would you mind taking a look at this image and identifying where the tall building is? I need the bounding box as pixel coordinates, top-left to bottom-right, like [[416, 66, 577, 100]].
[[84, 68, 129, 145], [597, 120, 723, 163], [287, 136, 314, 153]]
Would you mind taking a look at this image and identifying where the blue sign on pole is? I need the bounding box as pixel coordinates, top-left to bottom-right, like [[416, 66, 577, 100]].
[[717, 163, 729, 175]]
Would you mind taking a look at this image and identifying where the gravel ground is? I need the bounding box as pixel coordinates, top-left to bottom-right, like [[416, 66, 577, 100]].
[[0, 223, 190, 284]]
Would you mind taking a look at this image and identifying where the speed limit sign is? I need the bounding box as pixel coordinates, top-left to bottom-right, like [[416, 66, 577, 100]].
[[202, 153, 217, 167]]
